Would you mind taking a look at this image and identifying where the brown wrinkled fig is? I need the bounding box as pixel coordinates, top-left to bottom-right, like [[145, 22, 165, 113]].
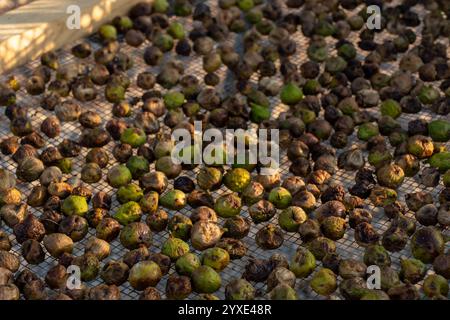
[[87, 284, 121, 300], [123, 246, 150, 268], [0, 251, 20, 272], [243, 258, 274, 282], [166, 275, 192, 299], [223, 216, 251, 239], [191, 221, 223, 250], [216, 238, 247, 260], [0, 232, 11, 251], [0, 267, 13, 286], [101, 261, 129, 286], [0, 284, 20, 300], [140, 287, 161, 300], [354, 222, 380, 246], [267, 267, 296, 291], [45, 264, 68, 289], [255, 224, 284, 250], [13, 214, 46, 244], [1, 203, 27, 227], [148, 253, 171, 275], [21, 239, 45, 264]]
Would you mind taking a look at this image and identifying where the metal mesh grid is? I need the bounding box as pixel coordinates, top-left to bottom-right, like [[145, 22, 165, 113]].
[[0, 1, 449, 300]]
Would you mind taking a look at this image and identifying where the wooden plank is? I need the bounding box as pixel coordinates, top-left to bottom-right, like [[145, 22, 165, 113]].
[[0, 0, 145, 73]]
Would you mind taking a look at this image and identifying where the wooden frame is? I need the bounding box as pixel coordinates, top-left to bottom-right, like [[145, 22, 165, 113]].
[[0, 0, 145, 73]]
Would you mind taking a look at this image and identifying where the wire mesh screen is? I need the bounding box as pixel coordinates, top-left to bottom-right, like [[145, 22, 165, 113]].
[[0, 0, 449, 300]]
